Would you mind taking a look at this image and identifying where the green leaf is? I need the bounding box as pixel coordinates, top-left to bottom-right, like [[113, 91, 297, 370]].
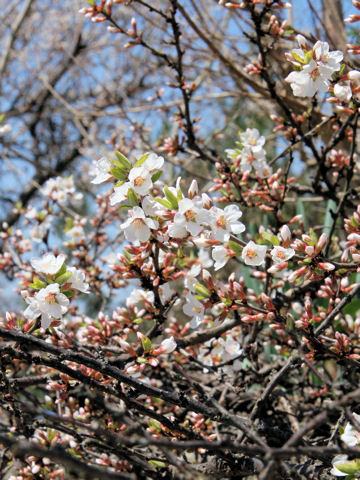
[[133, 318, 143, 324], [29, 277, 47, 290], [137, 357, 148, 364], [110, 166, 128, 181], [134, 152, 150, 168], [304, 50, 313, 64], [163, 185, 179, 209], [149, 460, 166, 469], [291, 51, 305, 64], [336, 460, 360, 474], [0, 113, 5, 125], [154, 197, 172, 209], [151, 170, 163, 183], [63, 290, 74, 298], [127, 188, 139, 206], [55, 262, 67, 278], [309, 228, 318, 245], [228, 239, 243, 256], [64, 218, 74, 232], [114, 180, 126, 188], [141, 336, 152, 353], [149, 419, 161, 432], [56, 271, 73, 286], [195, 283, 211, 298], [114, 151, 132, 169], [219, 188, 229, 198], [261, 231, 279, 245]]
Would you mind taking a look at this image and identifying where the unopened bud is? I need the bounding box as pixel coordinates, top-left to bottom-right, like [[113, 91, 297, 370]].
[[202, 193, 213, 209], [296, 34, 309, 50], [280, 224, 292, 246], [316, 233, 328, 252], [317, 262, 335, 271], [188, 179, 199, 199]]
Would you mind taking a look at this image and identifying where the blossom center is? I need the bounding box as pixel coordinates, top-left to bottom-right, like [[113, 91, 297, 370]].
[[132, 218, 144, 228], [45, 293, 57, 304], [184, 209, 196, 222], [192, 306, 202, 313], [133, 176, 145, 186], [216, 215, 227, 229], [245, 248, 257, 259], [310, 67, 320, 81]]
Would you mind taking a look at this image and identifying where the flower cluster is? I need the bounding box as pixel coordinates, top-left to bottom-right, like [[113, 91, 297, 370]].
[[23, 253, 89, 329], [225, 127, 272, 178], [285, 35, 343, 97]]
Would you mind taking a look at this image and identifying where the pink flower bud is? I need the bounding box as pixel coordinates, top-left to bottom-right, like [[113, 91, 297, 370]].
[[280, 225, 291, 246], [317, 262, 335, 271], [201, 193, 213, 209], [188, 180, 199, 199], [316, 233, 328, 252]]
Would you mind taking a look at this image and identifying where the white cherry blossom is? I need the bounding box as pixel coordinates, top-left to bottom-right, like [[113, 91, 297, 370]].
[[128, 166, 153, 195], [183, 292, 204, 329], [24, 283, 69, 329], [110, 181, 130, 206], [143, 152, 164, 172], [67, 267, 90, 293], [157, 336, 177, 354], [270, 246, 295, 264], [334, 82, 352, 102], [121, 207, 158, 243], [286, 40, 343, 98], [340, 413, 360, 446], [210, 205, 245, 241], [91, 157, 113, 184], [142, 195, 158, 216], [240, 147, 266, 174], [240, 128, 265, 152], [65, 226, 86, 244], [31, 253, 66, 275], [126, 288, 155, 307], [159, 282, 174, 303], [184, 263, 201, 291], [212, 245, 231, 270], [168, 198, 208, 238], [330, 455, 354, 477], [241, 241, 267, 266]]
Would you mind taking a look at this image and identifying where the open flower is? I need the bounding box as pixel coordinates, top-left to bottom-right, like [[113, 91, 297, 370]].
[[110, 181, 130, 205], [91, 157, 113, 184], [210, 205, 245, 242], [153, 336, 177, 355], [341, 413, 360, 446], [242, 241, 267, 266], [168, 198, 208, 238], [126, 288, 155, 308], [240, 128, 265, 152], [24, 283, 69, 329], [120, 206, 158, 243], [67, 267, 90, 293], [183, 292, 204, 329], [143, 152, 164, 172], [212, 245, 232, 270], [31, 253, 66, 275], [285, 39, 343, 98], [270, 246, 295, 264], [128, 166, 153, 195]]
